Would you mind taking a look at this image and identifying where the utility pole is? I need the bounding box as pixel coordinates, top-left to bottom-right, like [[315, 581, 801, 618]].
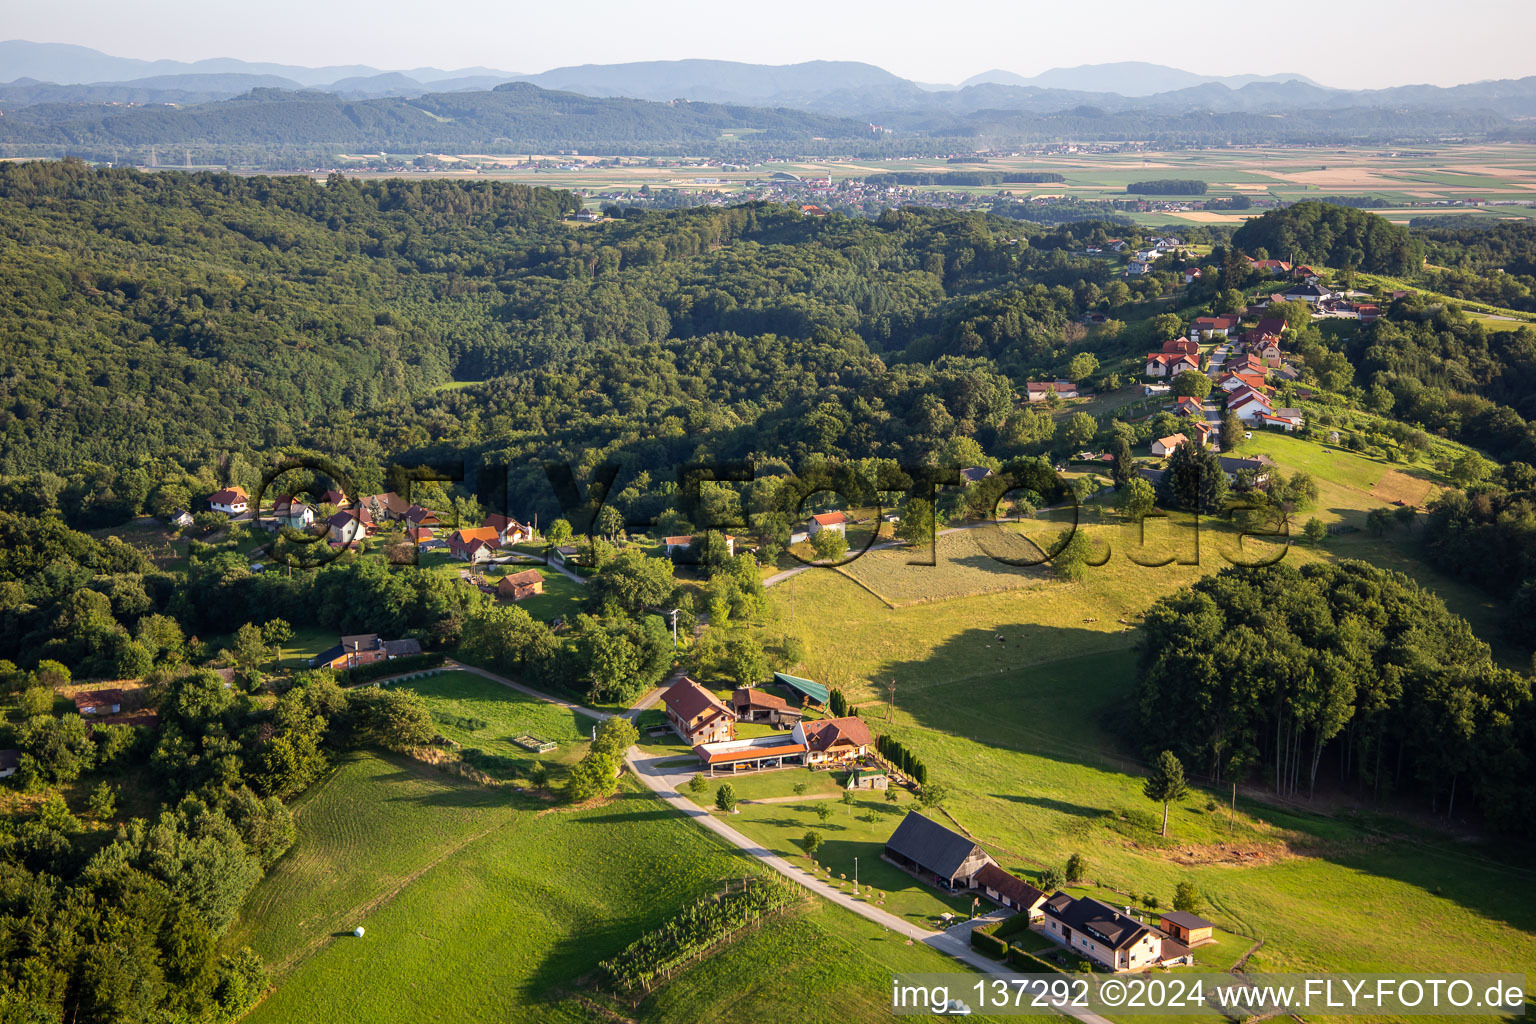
[[887, 677, 896, 724], [669, 608, 680, 647]]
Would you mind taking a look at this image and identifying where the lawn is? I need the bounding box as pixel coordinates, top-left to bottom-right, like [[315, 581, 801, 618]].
[[834, 528, 1052, 607], [230, 750, 1012, 1024], [392, 669, 595, 776], [508, 567, 588, 622]]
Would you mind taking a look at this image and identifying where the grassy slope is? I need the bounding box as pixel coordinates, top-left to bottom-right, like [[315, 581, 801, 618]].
[[761, 526, 1536, 989], [231, 744, 1012, 1023]]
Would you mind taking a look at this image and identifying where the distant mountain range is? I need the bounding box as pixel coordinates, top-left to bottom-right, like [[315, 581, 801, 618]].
[[3, 40, 1536, 158], [959, 62, 1322, 96], [6, 40, 1536, 118]]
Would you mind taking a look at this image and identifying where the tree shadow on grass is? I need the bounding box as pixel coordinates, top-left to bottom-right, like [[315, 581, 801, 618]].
[[992, 793, 1106, 819], [881, 627, 1536, 935]]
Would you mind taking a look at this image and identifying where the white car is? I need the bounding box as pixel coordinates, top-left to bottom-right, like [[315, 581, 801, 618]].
[[1244, 431, 1252, 440]]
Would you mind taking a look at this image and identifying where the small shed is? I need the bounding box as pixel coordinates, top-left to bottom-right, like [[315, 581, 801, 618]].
[[845, 767, 889, 791], [1159, 910, 1216, 946]]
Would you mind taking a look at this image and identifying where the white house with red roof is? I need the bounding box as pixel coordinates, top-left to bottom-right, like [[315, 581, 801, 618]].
[[807, 511, 850, 537], [1227, 390, 1275, 424], [481, 513, 530, 547], [208, 486, 248, 516], [1151, 433, 1188, 458], [1145, 353, 1199, 378]]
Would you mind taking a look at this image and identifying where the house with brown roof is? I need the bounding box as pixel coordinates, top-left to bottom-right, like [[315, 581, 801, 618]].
[[1024, 380, 1080, 402], [73, 689, 125, 716], [732, 687, 803, 726], [496, 568, 544, 601], [362, 492, 412, 521], [661, 677, 736, 745], [1150, 433, 1188, 458], [208, 486, 249, 516], [1145, 353, 1198, 378], [1172, 396, 1203, 418], [448, 527, 502, 562], [327, 508, 372, 545], [1159, 911, 1216, 947], [1160, 337, 1199, 357], [794, 715, 873, 765], [975, 863, 1048, 917], [404, 504, 440, 527], [482, 513, 531, 547]]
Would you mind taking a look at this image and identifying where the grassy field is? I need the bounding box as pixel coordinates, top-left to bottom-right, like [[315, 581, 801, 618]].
[[834, 528, 1052, 607], [228, 750, 1014, 1024], [759, 546, 1536, 990], [394, 669, 596, 776]]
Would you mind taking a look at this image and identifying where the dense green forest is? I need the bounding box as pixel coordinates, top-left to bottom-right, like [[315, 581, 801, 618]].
[[1136, 561, 1536, 835], [1125, 179, 1207, 195], [1, 85, 1528, 166], [1232, 201, 1425, 275]]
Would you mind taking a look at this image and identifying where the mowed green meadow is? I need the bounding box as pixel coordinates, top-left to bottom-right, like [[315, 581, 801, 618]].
[[227, 713, 1010, 1022], [761, 551, 1536, 992]]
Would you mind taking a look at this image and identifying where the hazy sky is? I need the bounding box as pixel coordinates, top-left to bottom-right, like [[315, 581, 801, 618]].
[[7, 0, 1533, 89]]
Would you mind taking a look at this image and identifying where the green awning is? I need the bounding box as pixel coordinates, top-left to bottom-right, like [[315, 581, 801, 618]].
[[773, 672, 829, 705]]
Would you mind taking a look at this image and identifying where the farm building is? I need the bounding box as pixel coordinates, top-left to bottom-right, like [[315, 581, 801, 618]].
[[1158, 911, 1217, 947], [660, 677, 736, 745], [845, 767, 889, 790], [974, 863, 1047, 917], [731, 687, 803, 726], [772, 671, 828, 707], [497, 569, 545, 601], [883, 811, 994, 891]]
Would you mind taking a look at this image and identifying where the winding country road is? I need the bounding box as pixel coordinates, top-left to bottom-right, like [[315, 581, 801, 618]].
[[412, 659, 1110, 1022]]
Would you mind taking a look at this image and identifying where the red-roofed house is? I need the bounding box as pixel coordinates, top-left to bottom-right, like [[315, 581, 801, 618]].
[[1249, 259, 1293, 275], [808, 511, 850, 537], [1151, 433, 1188, 458], [208, 486, 248, 516], [794, 716, 873, 765], [448, 526, 502, 562], [1024, 380, 1080, 402], [1161, 337, 1199, 357], [326, 507, 373, 544], [1191, 315, 1240, 337], [661, 677, 736, 745], [1173, 396, 1203, 418], [1228, 390, 1275, 424]]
